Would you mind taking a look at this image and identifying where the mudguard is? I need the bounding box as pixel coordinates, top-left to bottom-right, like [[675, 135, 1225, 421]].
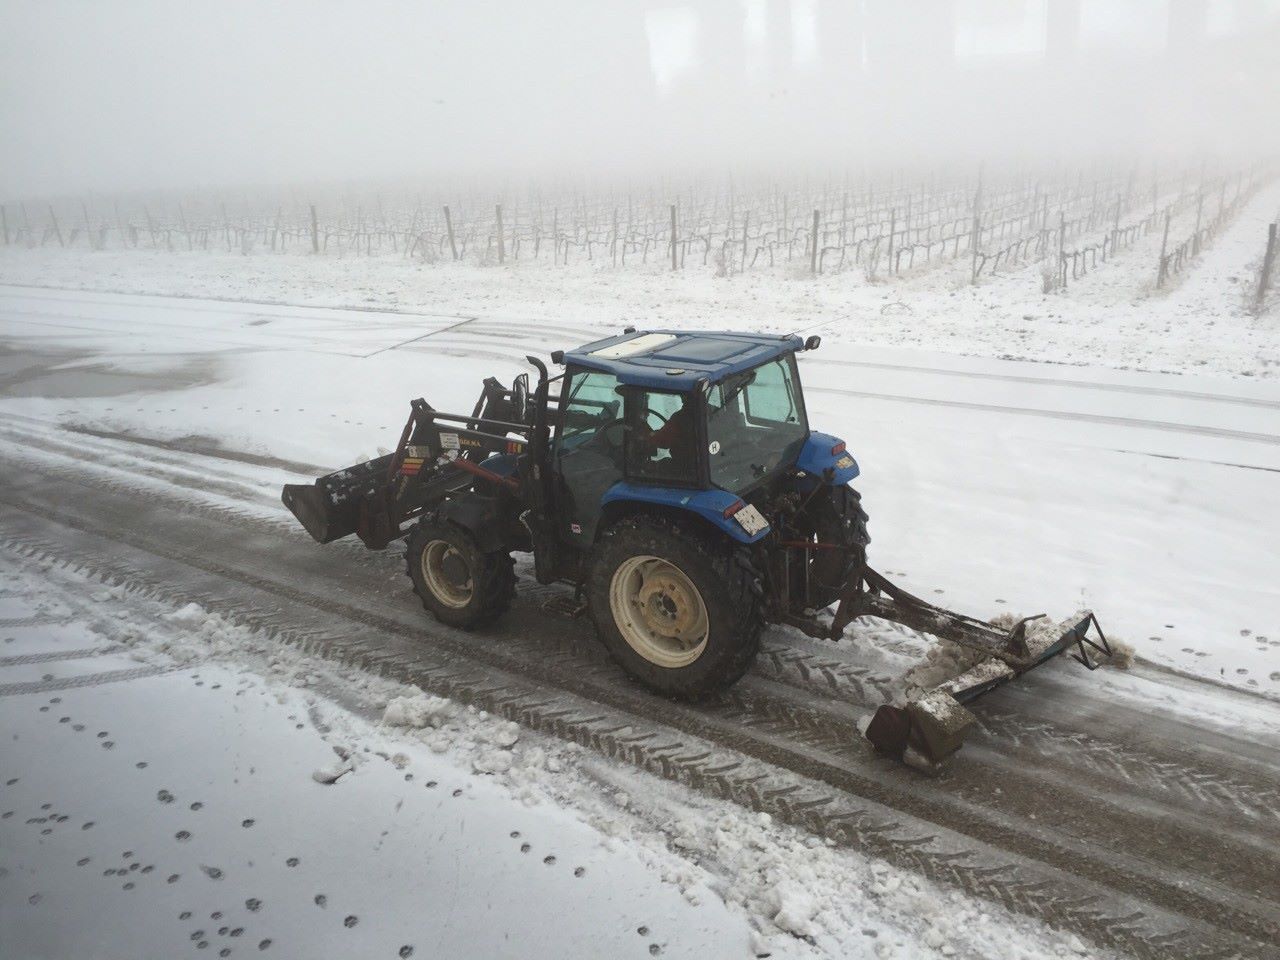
[[600, 482, 771, 544], [794, 431, 859, 485], [435, 495, 508, 553]]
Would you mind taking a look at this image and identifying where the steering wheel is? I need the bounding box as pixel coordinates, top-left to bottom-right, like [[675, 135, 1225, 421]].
[[644, 408, 670, 429]]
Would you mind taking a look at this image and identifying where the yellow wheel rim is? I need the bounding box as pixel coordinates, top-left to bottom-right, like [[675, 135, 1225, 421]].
[[608, 555, 709, 668], [421, 540, 472, 609]]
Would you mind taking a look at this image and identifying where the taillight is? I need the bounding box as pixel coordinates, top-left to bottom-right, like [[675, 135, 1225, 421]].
[[831, 441, 846, 455], [723, 499, 746, 519]]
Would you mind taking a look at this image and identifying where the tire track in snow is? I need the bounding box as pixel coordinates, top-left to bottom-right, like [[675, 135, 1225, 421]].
[[0, 522, 1262, 960], [0, 306, 392, 357], [802, 357, 1280, 412], [809, 385, 1280, 446], [0, 614, 75, 628], [1, 465, 1278, 958], [978, 708, 1280, 825], [0, 664, 174, 697], [0, 284, 605, 341], [5, 416, 1279, 830], [64, 423, 327, 477], [1107, 447, 1280, 475], [0, 645, 124, 667]]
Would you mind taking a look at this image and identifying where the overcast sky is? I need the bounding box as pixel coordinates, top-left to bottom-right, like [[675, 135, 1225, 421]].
[[2, 1, 1277, 199]]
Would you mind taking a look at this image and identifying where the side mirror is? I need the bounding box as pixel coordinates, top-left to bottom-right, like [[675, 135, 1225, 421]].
[[804, 335, 822, 351]]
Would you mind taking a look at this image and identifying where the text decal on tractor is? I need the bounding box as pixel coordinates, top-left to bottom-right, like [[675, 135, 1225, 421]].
[[281, 329, 1110, 766]]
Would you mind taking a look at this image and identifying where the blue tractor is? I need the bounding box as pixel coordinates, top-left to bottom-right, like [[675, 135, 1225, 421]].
[[283, 329, 1110, 764]]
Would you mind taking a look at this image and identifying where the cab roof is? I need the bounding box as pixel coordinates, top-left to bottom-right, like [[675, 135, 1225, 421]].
[[562, 330, 804, 390]]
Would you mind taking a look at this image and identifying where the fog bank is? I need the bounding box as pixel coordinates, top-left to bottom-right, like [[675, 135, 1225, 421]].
[[2, 0, 1278, 198]]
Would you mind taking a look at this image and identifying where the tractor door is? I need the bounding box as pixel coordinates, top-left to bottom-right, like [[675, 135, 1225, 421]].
[[551, 366, 624, 548], [622, 388, 704, 487]]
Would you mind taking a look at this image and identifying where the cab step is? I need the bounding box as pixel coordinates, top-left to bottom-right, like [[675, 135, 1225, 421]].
[[541, 594, 588, 620]]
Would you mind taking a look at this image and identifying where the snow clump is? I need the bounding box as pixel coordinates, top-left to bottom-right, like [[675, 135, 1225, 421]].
[[381, 693, 456, 729], [763, 879, 817, 937]]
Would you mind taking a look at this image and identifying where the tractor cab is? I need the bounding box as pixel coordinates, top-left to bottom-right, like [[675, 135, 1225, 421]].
[[550, 330, 818, 546]]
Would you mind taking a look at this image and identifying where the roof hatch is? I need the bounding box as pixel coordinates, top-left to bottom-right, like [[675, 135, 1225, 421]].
[[588, 333, 677, 359]]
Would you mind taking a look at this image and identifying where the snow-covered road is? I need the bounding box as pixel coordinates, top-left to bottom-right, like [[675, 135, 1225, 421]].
[[2, 282, 1279, 959], [3, 283, 1277, 696], [0, 555, 766, 960], [2, 409, 1278, 955], [0, 454, 1126, 960]]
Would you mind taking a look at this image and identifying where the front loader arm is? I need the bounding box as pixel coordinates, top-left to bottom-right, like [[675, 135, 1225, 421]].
[[283, 378, 538, 551]]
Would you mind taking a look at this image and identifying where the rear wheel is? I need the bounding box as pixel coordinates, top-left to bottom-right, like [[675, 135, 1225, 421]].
[[406, 517, 514, 630], [588, 516, 762, 699]]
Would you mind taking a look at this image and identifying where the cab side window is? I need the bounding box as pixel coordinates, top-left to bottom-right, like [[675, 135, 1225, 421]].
[[743, 358, 800, 425], [556, 370, 621, 449]]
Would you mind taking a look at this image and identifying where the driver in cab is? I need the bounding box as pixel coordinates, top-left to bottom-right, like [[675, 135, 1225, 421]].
[[633, 393, 699, 477]]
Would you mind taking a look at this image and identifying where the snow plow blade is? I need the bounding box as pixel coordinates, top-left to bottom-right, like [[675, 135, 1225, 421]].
[[828, 569, 1111, 765]]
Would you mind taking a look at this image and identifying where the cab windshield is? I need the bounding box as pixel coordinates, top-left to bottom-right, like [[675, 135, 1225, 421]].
[[706, 355, 807, 493]]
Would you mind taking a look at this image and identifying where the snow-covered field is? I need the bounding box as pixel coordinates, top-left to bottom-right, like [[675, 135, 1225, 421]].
[[2, 178, 1278, 960], [2, 175, 1278, 381]]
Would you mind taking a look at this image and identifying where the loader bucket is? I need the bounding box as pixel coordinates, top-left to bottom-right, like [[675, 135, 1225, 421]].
[[281, 454, 395, 545], [282, 483, 342, 544]]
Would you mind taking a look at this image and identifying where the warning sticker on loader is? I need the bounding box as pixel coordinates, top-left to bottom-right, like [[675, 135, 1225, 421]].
[[439, 433, 460, 450]]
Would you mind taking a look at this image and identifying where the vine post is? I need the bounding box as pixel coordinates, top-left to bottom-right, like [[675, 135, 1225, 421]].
[[1256, 222, 1278, 312], [443, 205, 458, 261], [495, 204, 505, 264], [810, 208, 819, 274], [1157, 209, 1172, 287], [670, 203, 678, 271]]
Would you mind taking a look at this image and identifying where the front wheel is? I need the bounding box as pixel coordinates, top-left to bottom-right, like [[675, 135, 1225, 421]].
[[587, 516, 762, 699], [406, 517, 514, 630]]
